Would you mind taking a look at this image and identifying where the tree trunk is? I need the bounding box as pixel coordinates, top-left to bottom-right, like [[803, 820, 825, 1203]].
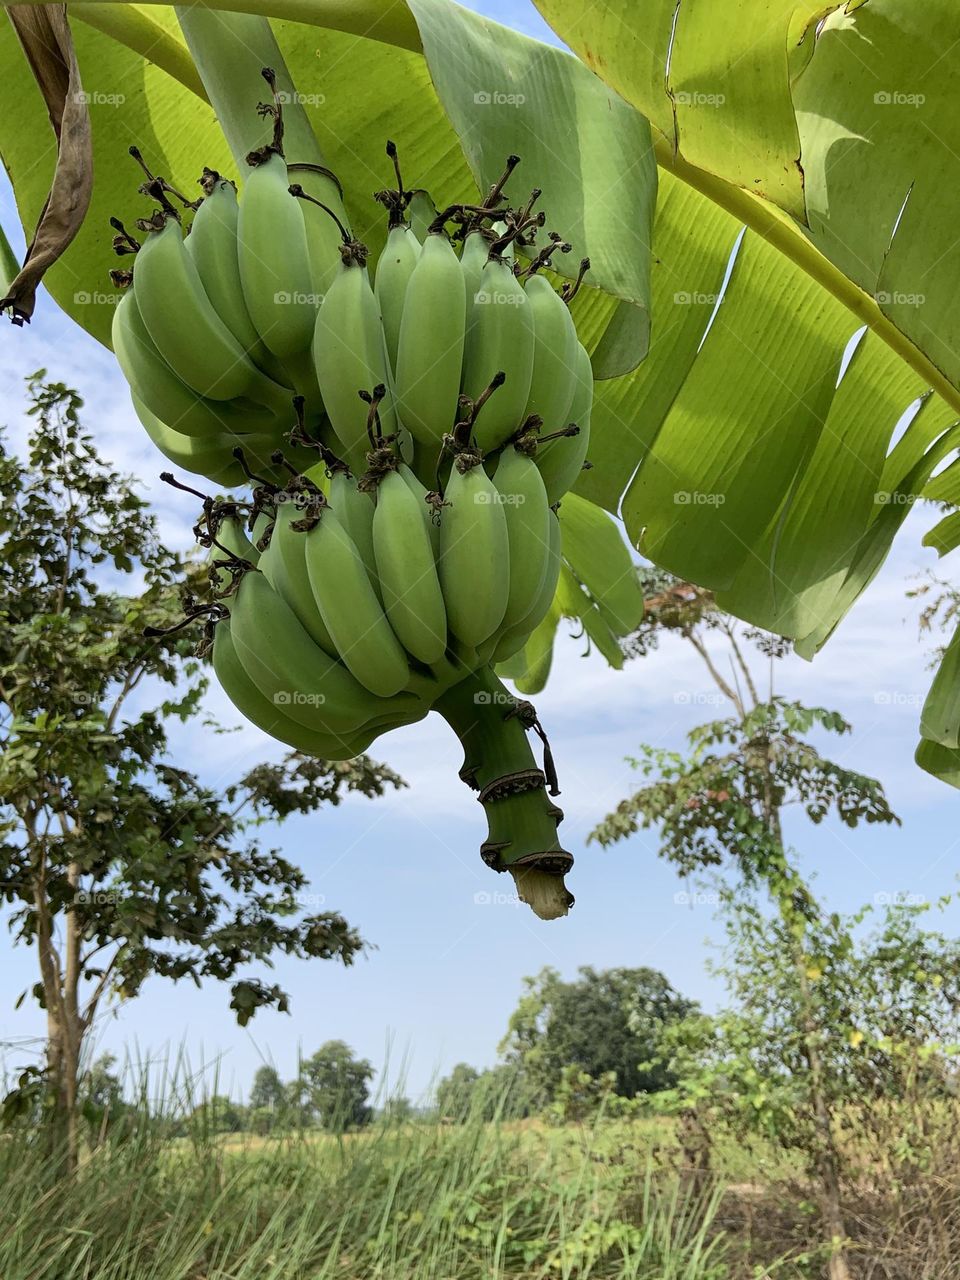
[[44, 1012, 80, 1176]]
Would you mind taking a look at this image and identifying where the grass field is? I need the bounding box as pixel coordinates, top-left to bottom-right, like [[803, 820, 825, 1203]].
[[3, 1106, 957, 1279]]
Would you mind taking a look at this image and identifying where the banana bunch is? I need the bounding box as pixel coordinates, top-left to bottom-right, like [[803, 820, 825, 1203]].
[[115, 74, 601, 917]]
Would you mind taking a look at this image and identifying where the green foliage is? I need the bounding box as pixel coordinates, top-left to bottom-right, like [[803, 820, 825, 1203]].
[[592, 698, 899, 880], [297, 1040, 374, 1132], [0, 376, 404, 1153], [501, 966, 696, 1103], [0, 1100, 729, 1280], [659, 893, 960, 1177]]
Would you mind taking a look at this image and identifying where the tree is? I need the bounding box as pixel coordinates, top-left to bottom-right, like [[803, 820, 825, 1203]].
[[594, 576, 902, 1280], [500, 965, 695, 1104], [299, 1041, 374, 1132], [249, 1065, 285, 1112], [659, 894, 960, 1211], [435, 1063, 480, 1121], [0, 377, 404, 1172]]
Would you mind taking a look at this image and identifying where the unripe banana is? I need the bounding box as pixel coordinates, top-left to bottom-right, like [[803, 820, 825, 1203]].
[[314, 257, 396, 472], [186, 174, 274, 370], [394, 232, 466, 447], [303, 507, 410, 698], [535, 342, 593, 504], [462, 256, 534, 453], [295, 170, 348, 302], [131, 393, 308, 487], [438, 456, 509, 648], [372, 468, 448, 665], [459, 229, 490, 324], [213, 618, 376, 759], [238, 151, 316, 360], [374, 224, 421, 378], [113, 288, 279, 440], [398, 461, 440, 556], [134, 215, 289, 411], [260, 498, 339, 658], [492, 507, 561, 662], [131, 395, 244, 486], [226, 567, 414, 730], [493, 445, 553, 631], [523, 273, 579, 432], [329, 470, 380, 595]]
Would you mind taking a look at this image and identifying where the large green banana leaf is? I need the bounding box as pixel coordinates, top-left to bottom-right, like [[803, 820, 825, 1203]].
[[2, 0, 960, 784]]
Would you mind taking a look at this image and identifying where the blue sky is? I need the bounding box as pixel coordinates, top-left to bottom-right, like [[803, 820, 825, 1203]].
[[1, 0, 958, 1105]]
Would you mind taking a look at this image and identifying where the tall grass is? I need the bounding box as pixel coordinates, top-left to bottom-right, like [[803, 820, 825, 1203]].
[[0, 1100, 729, 1279]]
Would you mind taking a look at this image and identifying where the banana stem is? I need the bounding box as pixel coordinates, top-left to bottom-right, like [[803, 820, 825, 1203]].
[[433, 666, 573, 920], [174, 8, 325, 172]]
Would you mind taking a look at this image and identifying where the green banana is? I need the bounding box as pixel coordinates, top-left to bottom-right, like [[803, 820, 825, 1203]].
[[314, 257, 396, 472], [492, 507, 561, 662], [113, 289, 279, 440], [374, 223, 421, 378], [493, 445, 552, 631], [459, 229, 490, 324], [372, 468, 448, 665], [237, 151, 317, 360], [303, 507, 411, 698], [438, 456, 510, 648], [186, 173, 275, 370], [328, 470, 380, 595], [394, 232, 466, 448], [462, 255, 534, 453], [134, 215, 289, 410], [535, 342, 593, 505], [132, 395, 246, 486], [398, 460, 441, 556], [213, 617, 380, 759], [226, 567, 414, 731], [523, 273, 579, 433], [261, 499, 339, 658]]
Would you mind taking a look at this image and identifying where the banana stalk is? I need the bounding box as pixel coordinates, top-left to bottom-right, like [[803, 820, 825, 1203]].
[[433, 666, 573, 920]]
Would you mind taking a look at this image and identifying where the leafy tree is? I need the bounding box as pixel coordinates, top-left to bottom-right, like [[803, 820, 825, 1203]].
[[190, 1094, 245, 1135], [594, 576, 903, 1280], [0, 377, 404, 1172], [299, 1040, 374, 1132], [249, 1065, 285, 1113], [500, 965, 695, 1103], [435, 1063, 480, 1121]]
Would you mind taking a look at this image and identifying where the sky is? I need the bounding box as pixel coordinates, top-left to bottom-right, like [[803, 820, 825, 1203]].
[[1, 0, 959, 1106]]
